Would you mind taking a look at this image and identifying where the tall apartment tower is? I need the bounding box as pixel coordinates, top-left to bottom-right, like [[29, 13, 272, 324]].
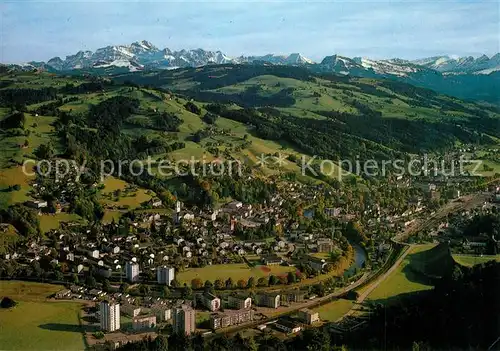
[[173, 305, 196, 336], [125, 261, 140, 282], [100, 300, 120, 332], [157, 266, 175, 285]]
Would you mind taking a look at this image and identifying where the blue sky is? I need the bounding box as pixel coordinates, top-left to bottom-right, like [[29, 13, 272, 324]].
[[1, 0, 498, 63]]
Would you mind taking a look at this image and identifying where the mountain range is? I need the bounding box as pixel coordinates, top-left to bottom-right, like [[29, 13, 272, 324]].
[[15, 40, 500, 77]]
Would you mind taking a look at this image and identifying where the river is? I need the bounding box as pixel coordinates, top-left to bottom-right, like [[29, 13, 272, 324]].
[[345, 243, 367, 277]]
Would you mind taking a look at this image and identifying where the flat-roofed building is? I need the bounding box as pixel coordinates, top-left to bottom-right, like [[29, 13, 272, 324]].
[[121, 303, 141, 317], [298, 308, 320, 325], [125, 261, 140, 282], [198, 292, 221, 312], [132, 315, 157, 331], [256, 292, 280, 309], [210, 309, 254, 330], [173, 305, 196, 336], [156, 266, 175, 285], [228, 295, 252, 310], [100, 300, 120, 332]]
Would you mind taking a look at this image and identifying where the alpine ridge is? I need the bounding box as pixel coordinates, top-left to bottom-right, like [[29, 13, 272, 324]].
[[13, 40, 500, 78]]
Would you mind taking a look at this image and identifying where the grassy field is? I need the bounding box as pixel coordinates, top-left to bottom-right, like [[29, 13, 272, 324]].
[[100, 176, 153, 210], [312, 298, 355, 322], [0, 281, 85, 351], [177, 263, 296, 284], [453, 254, 500, 267], [195, 311, 211, 329], [464, 159, 500, 177], [365, 244, 439, 303], [0, 165, 33, 209], [39, 213, 85, 233]]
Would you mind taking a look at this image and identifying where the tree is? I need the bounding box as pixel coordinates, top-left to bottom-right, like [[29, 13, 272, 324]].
[[244, 336, 258, 351], [204, 280, 213, 289], [162, 286, 170, 298], [120, 282, 130, 293], [287, 271, 296, 284], [257, 277, 268, 287], [182, 285, 192, 298], [0, 297, 17, 309], [214, 279, 224, 290], [34, 142, 54, 159], [237, 279, 246, 289], [171, 279, 180, 288], [102, 279, 111, 292], [154, 335, 168, 351], [247, 277, 256, 289], [191, 278, 203, 290], [269, 275, 277, 286], [225, 277, 234, 289], [139, 284, 151, 295]]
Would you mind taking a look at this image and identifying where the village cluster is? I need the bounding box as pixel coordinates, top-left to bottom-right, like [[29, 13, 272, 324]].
[[3, 152, 498, 346]]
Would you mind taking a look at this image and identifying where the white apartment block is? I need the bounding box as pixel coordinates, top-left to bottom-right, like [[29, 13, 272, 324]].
[[157, 266, 175, 285], [126, 261, 140, 282], [100, 300, 120, 332]]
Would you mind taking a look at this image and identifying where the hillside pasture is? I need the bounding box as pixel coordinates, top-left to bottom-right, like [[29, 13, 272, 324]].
[[0, 281, 86, 350]]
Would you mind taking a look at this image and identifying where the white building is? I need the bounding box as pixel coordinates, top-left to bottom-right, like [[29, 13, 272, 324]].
[[126, 261, 140, 282], [157, 266, 175, 285], [100, 300, 120, 332]]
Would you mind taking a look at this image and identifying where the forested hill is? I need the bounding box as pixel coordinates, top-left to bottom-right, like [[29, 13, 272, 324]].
[[0, 67, 499, 177], [112, 64, 500, 154]]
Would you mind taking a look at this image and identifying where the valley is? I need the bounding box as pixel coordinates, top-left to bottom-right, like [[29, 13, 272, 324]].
[[0, 63, 499, 351]]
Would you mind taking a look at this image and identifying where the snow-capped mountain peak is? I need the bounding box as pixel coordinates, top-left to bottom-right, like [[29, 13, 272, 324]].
[[412, 54, 500, 74], [23, 41, 500, 76], [285, 53, 314, 65]]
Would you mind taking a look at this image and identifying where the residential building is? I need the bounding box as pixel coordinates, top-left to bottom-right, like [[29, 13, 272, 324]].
[[276, 319, 302, 334], [210, 309, 254, 330], [173, 305, 196, 336], [126, 261, 140, 282], [256, 293, 280, 309], [316, 238, 334, 253], [228, 201, 243, 209], [151, 198, 163, 207], [151, 304, 172, 322], [324, 207, 341, 217], [261, 254, 282, 266], [228, 295, 252, 310], [298, 308, 320, 325], [25, 200, 48, 209], [55, 289, 71, 299], [307, 256, 327, 271], [280, 289, 307, 304], [121, 303, 141, 317], [100, 300, 120, 332], [156, 266, 175, 285], [198, 292, 221, 311], [132, 315, 157, 331]]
